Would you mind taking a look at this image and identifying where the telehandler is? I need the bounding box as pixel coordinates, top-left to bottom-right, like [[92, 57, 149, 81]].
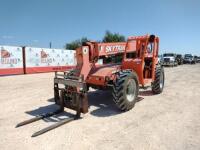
[[16, 34, 164, 137]]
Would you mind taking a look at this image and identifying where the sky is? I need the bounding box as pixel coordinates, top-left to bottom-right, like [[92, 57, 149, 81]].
[[0, 0, 200, 55]]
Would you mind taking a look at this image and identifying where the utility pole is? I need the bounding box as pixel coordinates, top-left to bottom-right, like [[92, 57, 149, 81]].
[[49, 42, 52, 48]]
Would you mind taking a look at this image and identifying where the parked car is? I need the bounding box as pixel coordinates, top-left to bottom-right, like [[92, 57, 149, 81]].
[[158, 54, 163, 65], [194, 55, 198, 63], [183, 54, 196, 64], [196, 56, 200, 63], [176, 54, 183, 65], [163, 53, 178, 66]]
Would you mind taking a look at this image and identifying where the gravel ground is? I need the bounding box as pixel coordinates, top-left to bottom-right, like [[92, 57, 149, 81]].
[[0, 64, 200, 150]]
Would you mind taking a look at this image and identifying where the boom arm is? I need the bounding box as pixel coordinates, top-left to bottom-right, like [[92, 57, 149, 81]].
[[75, 41, 128, 80]]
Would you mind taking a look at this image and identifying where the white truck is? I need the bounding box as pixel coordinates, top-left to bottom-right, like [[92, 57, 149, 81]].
[[162, 53, 178, 67], [183, 54, 196, 64]]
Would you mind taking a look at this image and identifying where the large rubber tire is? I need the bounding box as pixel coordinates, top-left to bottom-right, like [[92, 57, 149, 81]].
[[112, 70, 139, 111], [152, 65, 165, 94]]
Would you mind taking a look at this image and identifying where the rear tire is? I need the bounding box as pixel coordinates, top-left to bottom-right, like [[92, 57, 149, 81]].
[[112, 71, 139, 111], [152, 65, 165, 94]]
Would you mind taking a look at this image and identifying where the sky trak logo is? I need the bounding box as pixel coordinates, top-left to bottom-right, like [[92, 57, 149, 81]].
[[1, 49, 18, 64], [105, 45, 125, 53]]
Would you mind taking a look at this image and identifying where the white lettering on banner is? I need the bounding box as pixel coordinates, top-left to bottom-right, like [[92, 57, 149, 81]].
[[105, 45, 125, 53]]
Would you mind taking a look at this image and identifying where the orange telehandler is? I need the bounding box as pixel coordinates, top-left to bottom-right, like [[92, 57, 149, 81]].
[[16, 34, 164, 137]]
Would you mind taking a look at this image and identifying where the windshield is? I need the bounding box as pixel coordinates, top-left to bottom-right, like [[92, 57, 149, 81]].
[[177, 55, 182, 58], [163, 53, 174, 57], [99, 54, 123, 64], [185, 54, 192, 58]]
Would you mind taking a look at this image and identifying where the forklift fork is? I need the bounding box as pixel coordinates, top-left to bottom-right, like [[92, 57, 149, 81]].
[[16, 71, 88, 137]]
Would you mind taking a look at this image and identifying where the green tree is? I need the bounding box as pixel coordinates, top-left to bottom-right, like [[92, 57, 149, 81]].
[[65, 37, 89, 50], [102, 30, 126, 43]]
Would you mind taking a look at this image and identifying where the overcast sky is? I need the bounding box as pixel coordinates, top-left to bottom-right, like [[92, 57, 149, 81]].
[[0, 0, 200, 55]]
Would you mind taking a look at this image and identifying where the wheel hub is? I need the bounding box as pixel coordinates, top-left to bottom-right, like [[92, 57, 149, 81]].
[[126, 79, 136, 102]]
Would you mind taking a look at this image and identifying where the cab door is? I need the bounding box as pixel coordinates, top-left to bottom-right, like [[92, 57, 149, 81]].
[[122, 40, 144, 85]]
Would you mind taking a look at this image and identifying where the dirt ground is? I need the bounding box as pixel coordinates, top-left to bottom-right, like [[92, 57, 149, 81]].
[[0, 64, 200, 150]]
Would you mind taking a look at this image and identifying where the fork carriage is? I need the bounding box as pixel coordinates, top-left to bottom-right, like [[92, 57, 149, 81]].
[[54, 71, 89, 117]]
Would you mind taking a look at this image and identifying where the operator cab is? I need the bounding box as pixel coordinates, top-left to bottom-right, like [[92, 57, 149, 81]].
[[122, 35, 159, 85]]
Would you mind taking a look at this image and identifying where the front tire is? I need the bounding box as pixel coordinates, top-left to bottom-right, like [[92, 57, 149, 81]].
[[152, 65, 165, 94], [112, 71, 139, 111]]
